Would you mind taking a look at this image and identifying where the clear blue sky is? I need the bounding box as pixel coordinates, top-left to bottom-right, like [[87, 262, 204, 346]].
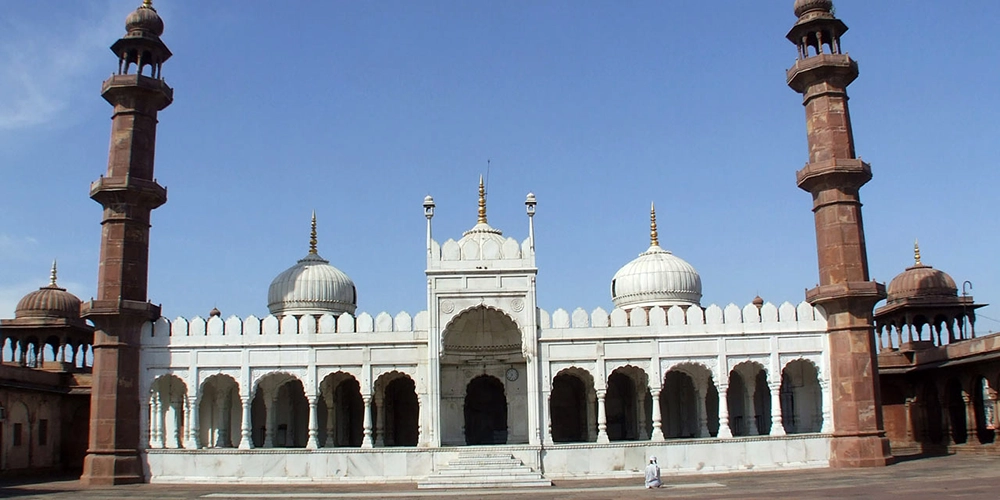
[[1, 1, 998, 332]]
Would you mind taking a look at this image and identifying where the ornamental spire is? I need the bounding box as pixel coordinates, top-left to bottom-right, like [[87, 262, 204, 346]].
[[914, 239, 921, 266], [49, 260, 58, 287], [309, 211, 318, 254], [477, 175, 488, 224], [142, 0, 153, 7], [650, 202, 659, 247]]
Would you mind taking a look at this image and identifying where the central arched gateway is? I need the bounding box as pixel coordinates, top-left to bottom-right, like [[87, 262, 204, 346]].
[[440, 306, 527, 445], [464, 375, 508, 444]]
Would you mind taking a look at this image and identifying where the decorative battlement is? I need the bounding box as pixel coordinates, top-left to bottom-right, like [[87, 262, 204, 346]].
[[144, 310, 430, 340], [540, 301, 826, 333]]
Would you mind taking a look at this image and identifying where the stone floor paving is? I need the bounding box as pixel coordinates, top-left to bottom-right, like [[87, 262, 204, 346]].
[[2, 453, 999, 500]]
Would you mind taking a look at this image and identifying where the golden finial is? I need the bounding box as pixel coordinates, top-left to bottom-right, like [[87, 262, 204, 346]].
[[914, 239, 921, 266], [650, 202, 659, 247], [49, 260, 58, 286], [309, 211, 318, 254], [142, 0, 153, 8], [477, 175, 487, 224]]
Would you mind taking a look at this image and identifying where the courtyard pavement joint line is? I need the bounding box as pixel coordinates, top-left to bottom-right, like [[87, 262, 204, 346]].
[[202, 483, 726, 498]]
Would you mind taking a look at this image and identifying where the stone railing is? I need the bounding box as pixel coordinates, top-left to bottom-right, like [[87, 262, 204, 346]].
[[143, 310, 429, 339]]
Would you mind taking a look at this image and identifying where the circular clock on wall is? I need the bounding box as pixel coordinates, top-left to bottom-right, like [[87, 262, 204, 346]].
[[505, 367, 519, 382]]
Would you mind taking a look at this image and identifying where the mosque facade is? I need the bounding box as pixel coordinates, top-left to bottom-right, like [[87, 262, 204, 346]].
[[3, 0, 1000, 486]]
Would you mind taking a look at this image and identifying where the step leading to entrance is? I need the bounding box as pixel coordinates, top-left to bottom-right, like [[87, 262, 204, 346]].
[[417, 451, 552, 489]]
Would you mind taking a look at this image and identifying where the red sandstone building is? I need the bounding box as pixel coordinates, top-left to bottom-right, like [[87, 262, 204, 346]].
[[1, 0, 999, 482]]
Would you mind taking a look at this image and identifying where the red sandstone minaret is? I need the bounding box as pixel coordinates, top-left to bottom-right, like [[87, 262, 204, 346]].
[[787, 0, 892, 467], [80, 0, 172, 485]]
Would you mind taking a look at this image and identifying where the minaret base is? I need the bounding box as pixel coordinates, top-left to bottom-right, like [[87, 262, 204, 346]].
[[829, 433, 894, 468], [80, 451, 144, 485]]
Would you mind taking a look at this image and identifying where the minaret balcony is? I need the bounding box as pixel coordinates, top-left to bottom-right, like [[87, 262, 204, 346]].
[[90, 176, 167, 209], [101, 74, 173, 108], [787, 54, 858, 93], [796, 157, 872, 193]]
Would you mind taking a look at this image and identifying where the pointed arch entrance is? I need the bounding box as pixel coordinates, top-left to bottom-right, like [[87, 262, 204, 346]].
[[441, 306, 527, 445]]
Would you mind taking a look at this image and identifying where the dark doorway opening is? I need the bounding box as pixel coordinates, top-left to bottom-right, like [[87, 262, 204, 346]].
[[464, 375, 507, 445]]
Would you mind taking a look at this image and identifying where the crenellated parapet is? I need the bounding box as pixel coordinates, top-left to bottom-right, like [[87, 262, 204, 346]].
[[142, 310, 429, 344], [539, 301, 826, 336]]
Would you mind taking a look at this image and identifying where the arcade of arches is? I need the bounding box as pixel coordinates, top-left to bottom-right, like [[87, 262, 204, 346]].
[[147, 370, 420, 449], [547, 360, 824, 443]]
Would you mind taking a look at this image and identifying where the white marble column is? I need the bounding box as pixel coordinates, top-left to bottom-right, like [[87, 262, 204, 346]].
[[216, 391, 232, 447], [185, 396, 200, 449], [596, 390, 609, 444], [306, 396, 319, 450], [697, 388, 710, 438], [769, 383, 786, 436], [362, 395, 374, 448], [586, 392, 597, 442], [650, 389, 665, 441], [746, 386, 759, 436], [374, 394, 385, 447], [325, 399, 336, 447], [637, 391, 649, 440], [148, 398, 161, 449], [819, 380, 833, 433], [716, 384, 733, 439], [543, 393, 554, 445], [171, 398, 183, 448], [263, 395, 276, 448], [238, 396, 253, 449]]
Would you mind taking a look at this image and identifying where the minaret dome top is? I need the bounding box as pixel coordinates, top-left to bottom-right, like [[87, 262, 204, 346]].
[[125, 0, 164, 37], [793, 0, 834, 19]]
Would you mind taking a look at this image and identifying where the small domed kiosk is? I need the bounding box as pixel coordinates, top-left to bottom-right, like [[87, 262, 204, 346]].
[[874, 242, 984, 348]]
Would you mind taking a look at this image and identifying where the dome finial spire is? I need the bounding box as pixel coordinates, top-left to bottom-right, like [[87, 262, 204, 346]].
[[142, 0, 153, 8], [309, 211, 318, 254], [650, 202, 659, 247], [49, 259, 58, 286], [477, 175, 488, 224], [914, 239, 922, 266]]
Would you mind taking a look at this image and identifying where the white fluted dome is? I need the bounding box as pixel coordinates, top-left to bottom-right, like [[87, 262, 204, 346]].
[[267, 252, 356, 317], [611, 244, 702, 309]]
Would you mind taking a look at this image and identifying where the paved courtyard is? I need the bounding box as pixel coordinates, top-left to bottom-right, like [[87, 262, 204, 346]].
[[2, 453, 998, 500]]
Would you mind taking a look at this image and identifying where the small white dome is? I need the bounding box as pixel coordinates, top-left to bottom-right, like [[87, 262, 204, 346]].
[[267, 252, 356, 317], [611, 203, 702, 310], [611, 245, 702, 309]]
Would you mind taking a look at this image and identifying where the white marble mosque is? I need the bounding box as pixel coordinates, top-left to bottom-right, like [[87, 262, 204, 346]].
[[140, 180, 833, 484]]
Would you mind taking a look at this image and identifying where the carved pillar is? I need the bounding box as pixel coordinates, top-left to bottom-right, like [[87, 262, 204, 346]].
[[596, 390, 609, 444], [650, 389, 665, 441], [544, 394, 554, 445], [586, 391, 597, 442], [374, 393, 385, 447], [148, 398, 161, 449], [185, 396, 199, 449], [238, 397, 252, 450], [637, 389, 649, 440], [717, 384, 733, 439], [170, 397, 183, 448], [215, 391, 231, 448], [263, 395, 275, 448], [769, 383, 786, 436], [325, 398, 336, 447], [820, 380, 833, 434], [904, 397, 915, 444], [747, 384, 759, 436], [697, 387, 710, 438], [306, 396, 319, 450], [362, 396, 374, 448], [963, 393, 976, 444]]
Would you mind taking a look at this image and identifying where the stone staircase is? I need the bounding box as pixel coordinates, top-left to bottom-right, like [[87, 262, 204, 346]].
[[417, 451, 552, 489]]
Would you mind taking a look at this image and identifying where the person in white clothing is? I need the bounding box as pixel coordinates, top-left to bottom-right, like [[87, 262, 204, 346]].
[[645, 456, 662, 489]]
